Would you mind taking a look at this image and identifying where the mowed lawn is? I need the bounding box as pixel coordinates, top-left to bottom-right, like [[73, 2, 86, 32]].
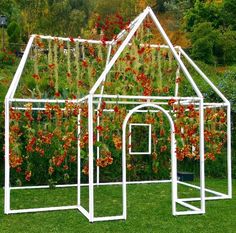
[[0, 179, 235, 233]]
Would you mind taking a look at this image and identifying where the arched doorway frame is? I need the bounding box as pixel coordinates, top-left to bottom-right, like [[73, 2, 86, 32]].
[[122, 103, 177, 218]]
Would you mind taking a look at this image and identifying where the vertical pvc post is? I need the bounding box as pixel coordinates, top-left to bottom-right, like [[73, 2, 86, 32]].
[[77, 109, 81, 207], [175, 50, 181, 97], [88, 95, 94, 222], [171, 123, 177, 215], [122, 119, 127, 219], [96, 115, 100, 184], [227, 103, 232, 198], [4, 98, 10, 214], [199, 99, 205, 213]]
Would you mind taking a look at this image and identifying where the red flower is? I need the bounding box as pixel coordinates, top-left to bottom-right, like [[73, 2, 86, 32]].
[[10, 108, 21, 121], [176, 76, 182, 83], [96, 125, 103, 132], [187, 104, 195, 111], [25, 110, 34, 121], [168, 98, 176, 106], [82, 60, 88, 67], [101, 101, 106, 110], [77, 80, 83, 88], [69, 37, 75, 43], [70, 156, 76, 163], [160, 128, 165, 136], [114, 105, 119, 113], [25, 171, 32, 182], [101, 36, 107, 46], [138, 47, 145, 55], [67, 72, 71, 78], [55, 91, 61, 97], [16, 167, 22, 173]]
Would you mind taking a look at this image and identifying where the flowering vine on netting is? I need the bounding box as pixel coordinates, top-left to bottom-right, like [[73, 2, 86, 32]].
[[8, 15, 228, 185]]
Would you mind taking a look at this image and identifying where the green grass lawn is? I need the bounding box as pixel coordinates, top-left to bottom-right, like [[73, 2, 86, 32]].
[[0, 179, 235, 233]]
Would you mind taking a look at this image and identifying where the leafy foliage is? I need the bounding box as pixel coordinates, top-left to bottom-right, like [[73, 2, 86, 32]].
[[184, 0, 236, 65], [190, 22, 219, 64]]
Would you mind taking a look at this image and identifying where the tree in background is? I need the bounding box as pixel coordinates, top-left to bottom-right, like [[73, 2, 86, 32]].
[[184, 0, 236, 65], [221, 0, 236, 30], [190, 22, 219, 64], [7, 21, 22, 52], [217, 30, 236, 65], [184, 0, 222, 32]]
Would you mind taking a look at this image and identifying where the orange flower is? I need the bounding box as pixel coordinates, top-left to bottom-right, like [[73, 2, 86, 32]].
[[32, 73, 40, 80], [152, 152, 157, 160], [48, 63, 55, 69], [161, 145, 167, 152], [113, 134, 122, 150], [10, 154, 23, 168], [48, 166, 54, 175], [127, 164, 133, 171], [82, 164, 89, 175]]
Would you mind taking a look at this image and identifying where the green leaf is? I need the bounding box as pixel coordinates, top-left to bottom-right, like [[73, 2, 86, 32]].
[[95, 141, 103, 147]]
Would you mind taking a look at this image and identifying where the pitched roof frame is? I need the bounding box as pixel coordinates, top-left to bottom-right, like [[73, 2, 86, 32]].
[[90, 7, 203, 98]]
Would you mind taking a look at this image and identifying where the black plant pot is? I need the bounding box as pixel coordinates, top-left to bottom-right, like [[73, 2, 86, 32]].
[[177, 171, 194, 182]]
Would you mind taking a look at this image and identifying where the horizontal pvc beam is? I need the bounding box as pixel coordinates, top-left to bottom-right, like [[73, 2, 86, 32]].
[[8, 205, 77, 214], [175, 210, 204, 216], [93, 215, 125, 222], [34, 35, 180, 50], [93, 94, 201, 100], [178, 181, 227, 197], [179, 195, 229, 202], [9, 180, 172, 190], [37, 35, 110, 45], [10, 95, 89, 103]]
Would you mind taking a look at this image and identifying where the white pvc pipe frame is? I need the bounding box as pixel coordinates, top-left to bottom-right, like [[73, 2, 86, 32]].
[[4, 6, 231, 222]]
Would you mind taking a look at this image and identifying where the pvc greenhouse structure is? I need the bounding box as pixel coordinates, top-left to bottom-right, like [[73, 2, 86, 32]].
[[4, 7, 232, 222]]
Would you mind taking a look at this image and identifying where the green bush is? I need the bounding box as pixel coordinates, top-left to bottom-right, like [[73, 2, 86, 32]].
[[0, 50, 16, 67], [217, 30, 236, 65], [190, 22, 219, 64]]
